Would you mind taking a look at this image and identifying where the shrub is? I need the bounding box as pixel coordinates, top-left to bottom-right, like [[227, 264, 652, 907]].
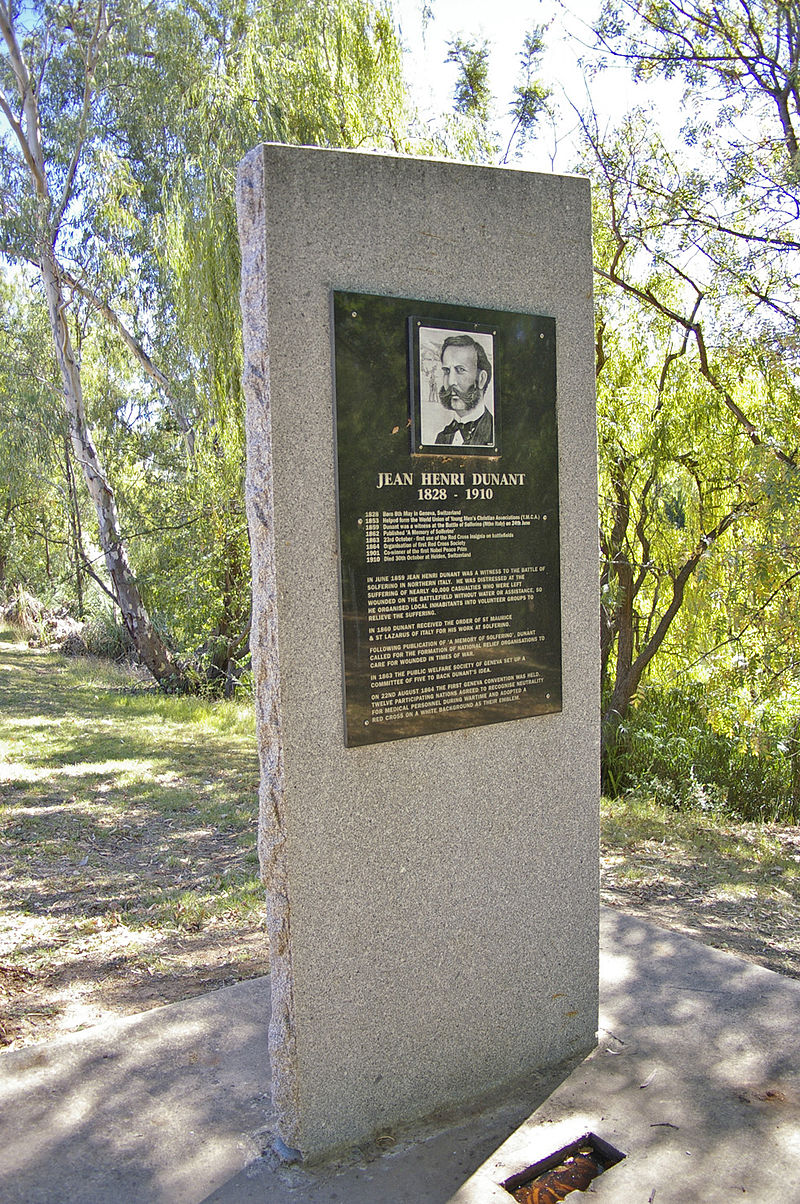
[[82, 611, 135, 663], [60, 631, 89, 657], [2, 588, 44, 635], [603, 685, 798, 823]]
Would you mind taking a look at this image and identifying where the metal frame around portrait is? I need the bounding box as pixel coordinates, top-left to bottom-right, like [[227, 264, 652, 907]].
[[409, 315, 501, 456]]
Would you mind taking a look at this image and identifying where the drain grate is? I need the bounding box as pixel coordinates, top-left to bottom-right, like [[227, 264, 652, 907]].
[[500, 1132, 625, 1203]]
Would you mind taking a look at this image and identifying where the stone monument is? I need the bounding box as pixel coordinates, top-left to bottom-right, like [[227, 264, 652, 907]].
[[236, 143, 599, 1160]]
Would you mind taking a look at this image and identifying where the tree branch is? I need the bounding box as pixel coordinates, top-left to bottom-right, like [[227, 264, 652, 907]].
[[595, 262, 796, 467], [0, 0, 49, 198], [678, 567, 800, 677], [52, 1, 110, 231], [603, 502, 751, 740], [58, 268, 188, 429]]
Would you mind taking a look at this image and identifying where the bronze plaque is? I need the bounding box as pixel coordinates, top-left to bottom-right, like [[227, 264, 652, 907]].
[[333, 291, 561, 746]]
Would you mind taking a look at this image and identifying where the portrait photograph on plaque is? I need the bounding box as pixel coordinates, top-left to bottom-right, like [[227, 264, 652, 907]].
[[411, 319, 499, 454], [331, 290, 561, 747]]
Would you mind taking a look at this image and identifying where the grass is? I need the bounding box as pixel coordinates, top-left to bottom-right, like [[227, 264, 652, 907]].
[[0, 625, 266, 1047], [601, 792, 800, 977], [4, 619, 800, 1044], [601, 793, 799, 887]]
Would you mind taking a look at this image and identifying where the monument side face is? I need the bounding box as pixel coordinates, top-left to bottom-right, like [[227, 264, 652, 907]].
[[236, 144, 599, 1159]]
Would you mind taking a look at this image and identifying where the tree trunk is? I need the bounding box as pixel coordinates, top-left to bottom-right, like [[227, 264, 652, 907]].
[[790, 717, 800, 818], [64, 436, 85, 617], [40, 246, 185, 687], [601, 508, 743, 754], [41, 512, 51, 580]]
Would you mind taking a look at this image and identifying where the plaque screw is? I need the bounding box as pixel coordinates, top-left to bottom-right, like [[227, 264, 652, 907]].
[[351, 311, 358, 318]]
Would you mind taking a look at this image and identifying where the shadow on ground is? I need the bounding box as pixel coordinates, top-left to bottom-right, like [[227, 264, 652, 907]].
[[3, 912, 799, 1204], [0, 639, 266, 1048]]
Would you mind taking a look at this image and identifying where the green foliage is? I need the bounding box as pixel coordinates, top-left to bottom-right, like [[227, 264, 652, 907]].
[[583, 51, 800, 745], [82, 609, 135, 662], [593, 0, 800, 369], [437, 34, 498, 161], [586, 58, 800, 777], [1, 588, 44, 634], [143, 0, 412, 672], [157, 0, 411, 422], [447, 35, 492, 120], [1, 0, 414, 687], [0, 276, 75, 599], [503, 25, 552, 162], [603, 684, 799, 823]]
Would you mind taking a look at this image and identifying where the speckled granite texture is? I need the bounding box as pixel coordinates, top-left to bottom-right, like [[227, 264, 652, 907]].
[[236, 144, 599, 1160]]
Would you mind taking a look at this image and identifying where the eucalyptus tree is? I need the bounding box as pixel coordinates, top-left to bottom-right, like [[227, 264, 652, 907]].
[[0, 0, 410, 688], [0, 0, 199, 683]]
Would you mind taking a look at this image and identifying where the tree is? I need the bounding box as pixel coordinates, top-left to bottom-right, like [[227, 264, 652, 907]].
[[0, 275, 76, 601], [155, 0, 410, 690], [593, 0, 800, 381], [439, 23, 552, 165], [0, 0, 190, 684], [501, 26, 552, 164], [439, 35, 498, 160], [579, 2, 800, 745], [592, 236, 755, 750], [1, 0, 411, 689]]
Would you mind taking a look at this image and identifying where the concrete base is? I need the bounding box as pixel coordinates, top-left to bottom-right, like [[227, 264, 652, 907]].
[[3, 910, 800, 1203]]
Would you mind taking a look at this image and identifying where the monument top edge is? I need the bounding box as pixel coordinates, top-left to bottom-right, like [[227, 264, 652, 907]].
[[249, 140, 590, 187]]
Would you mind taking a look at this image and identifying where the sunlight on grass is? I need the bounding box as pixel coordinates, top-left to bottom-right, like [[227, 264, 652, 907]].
[[0, 637, 265, 1046], [111, 691, 256, 737], [7, 716, 67, 727], [602, 793, 800, 900], [66, 760, 156, 779], [1, 634, 262, 952], [714, 883, 759, 901]]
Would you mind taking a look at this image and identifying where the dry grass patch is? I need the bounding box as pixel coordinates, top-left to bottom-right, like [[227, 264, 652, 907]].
[[601, 794, 800, 978], [0, 628, 267, 1049]]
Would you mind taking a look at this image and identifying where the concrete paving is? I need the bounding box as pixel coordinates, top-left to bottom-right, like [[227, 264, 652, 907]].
[[2, 908, 800, 1203]]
